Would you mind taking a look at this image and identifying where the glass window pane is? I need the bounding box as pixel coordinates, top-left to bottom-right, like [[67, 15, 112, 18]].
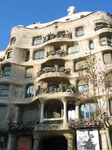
[[80, 105, 84, 118], [34, 51, 44, 60], [85, 104, 89, 118], [90, 103, 94, 117]]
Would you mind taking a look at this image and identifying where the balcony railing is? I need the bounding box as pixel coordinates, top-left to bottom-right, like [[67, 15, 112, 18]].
[[37, 67, 71, 77], [68, 112, 109, 129], [94, 23, 112, 31], [36, 83, 76, 95], [9, 118, 39, 131], [43, 31, 72, 43], [46, 49, 66, 57], [43, 119, 63, 124]]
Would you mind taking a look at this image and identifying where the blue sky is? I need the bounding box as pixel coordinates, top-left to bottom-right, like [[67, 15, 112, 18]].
[[0, 0, 112, 50]]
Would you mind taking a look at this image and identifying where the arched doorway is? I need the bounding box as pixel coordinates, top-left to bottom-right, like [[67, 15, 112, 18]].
[[42, 136, 67, 150]]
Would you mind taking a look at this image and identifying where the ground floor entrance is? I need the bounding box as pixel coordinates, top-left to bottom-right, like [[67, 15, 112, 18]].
[[42, 136, 67, 150]]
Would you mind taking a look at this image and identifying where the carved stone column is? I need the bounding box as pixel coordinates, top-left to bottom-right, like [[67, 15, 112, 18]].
[[65, 134, 75, 150], [40, 101, 44, 123], [63, 100, 67, 123], [75, 101, 80, 119], [14, 106, 19, 122], [33, 134, 40, 150], [100, 129, 108, 150], [7, 133, 17, 150], [29, 48, 33, 61]]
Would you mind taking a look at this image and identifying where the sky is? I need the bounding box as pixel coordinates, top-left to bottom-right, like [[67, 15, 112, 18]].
[[0, 0, 112, 50]]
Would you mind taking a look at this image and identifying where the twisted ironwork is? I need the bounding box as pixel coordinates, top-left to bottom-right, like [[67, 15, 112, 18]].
[[68, 112, 110, 129], [46, 49, 66, 57], [9, 118, 39, 131], [94, 23, 112, 31], [43, 119, 63, 124], [37, 67, 71, 77], [43, 31, 72, 43], [36, 83, 77, 95]]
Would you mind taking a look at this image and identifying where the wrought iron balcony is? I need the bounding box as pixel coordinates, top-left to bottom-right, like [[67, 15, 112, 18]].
[[36, 83, 76, 95], [94, 23, 112, 31], [9, 118, 39, 131], [46, 49, 66, 57], [37, 67, 71, 77], [43, 119, 63, 124], [43, 31, 72, 43], [68, 112, 109, 129]]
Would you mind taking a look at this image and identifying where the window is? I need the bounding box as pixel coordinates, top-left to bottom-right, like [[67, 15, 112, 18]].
[[17, 136, 33, 150], [25, 51, 30, 62], [106, 73, 112, 87], [67, 103, 75, 120], [75, 60, 88, 71], [67, 44, 79, 54], [80, 103, 98, 118], [7, 51, 13, 59], [25, 67, 33, 78], [44, 101, 62, 119], [78, 80, 89, 93], [34, 50, 44, 60], [26, 85, 35, 98], [2, 65, 11, 76], [103, 53, 112, 64], [10, 37, 16, 46], [33, 37, 42, 45], [89, 41, 94, 50], [0, 84, 9, 97], [0, 106, 7, 122], [100, 37, 112, 46], [109, 100, 112, 114], [21, 109, 40, 122], [0, 134, 8, 149], [76, 27, 84, 37]]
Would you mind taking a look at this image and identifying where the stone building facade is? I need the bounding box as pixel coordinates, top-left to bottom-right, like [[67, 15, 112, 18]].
[[0, 6, 112, 150]]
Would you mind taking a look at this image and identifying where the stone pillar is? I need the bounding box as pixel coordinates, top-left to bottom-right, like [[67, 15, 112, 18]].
[[65, 134, 75, 150], [29, 48, 33, 61], [40, 101, 44, 123], [7, 133, 17, 150], [100, 129, 108, 150], [14, 106, 19, 122], [75, 101, 80, 119], [63, 100, 67, 123], [33, 134, 40, 150]]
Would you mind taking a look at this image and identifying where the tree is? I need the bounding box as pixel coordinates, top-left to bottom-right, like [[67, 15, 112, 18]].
[[69, 52, 112, 150]]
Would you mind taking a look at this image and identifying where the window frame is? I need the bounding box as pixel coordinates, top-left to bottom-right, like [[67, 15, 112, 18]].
[[10, 37, 16, 46], [109, 100, 112, 115], [100, 37, 112, 46], [80, 102, 98, 119], [76, 27, 84, 37], [75, 60, 88, 72], [25, 67, 33, 78], [7, 50, 13, 59], [0, 84, 9, 97], [2, 65, 11, 77], [34, 50, 44, 60], [33, 37, 42, 45], [21, 108, 40, 122], [89, 41, 94, 50], [26, 85, 35, 98], [0, 105, 7, 122], [67, 44, 79, 55], [103, 52, 112, 64]]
